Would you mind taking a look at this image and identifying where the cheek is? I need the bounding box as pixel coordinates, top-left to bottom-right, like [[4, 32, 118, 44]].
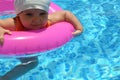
[[19, 15, 31, 27], [42, 18, 48, 25], [41, 16, 48, 23], [42, 20, 48, 27], [20, 18, 31, 27]]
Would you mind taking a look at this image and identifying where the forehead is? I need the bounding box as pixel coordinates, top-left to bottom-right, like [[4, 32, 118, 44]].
[[23, 9, 47, 13]]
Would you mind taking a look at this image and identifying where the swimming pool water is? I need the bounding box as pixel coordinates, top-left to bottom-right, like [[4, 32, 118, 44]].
[[0, 0, 120, 80]]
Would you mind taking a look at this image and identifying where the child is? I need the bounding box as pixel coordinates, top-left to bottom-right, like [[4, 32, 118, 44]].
[[0, 0, 83, 80]]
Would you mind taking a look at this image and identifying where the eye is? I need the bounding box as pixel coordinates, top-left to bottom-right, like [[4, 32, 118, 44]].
[[39, 12, 47, 15], [25, 13, 33, 16]]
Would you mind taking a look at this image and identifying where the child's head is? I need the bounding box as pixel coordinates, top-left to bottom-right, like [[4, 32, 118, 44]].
[[14, 0, 50, 30]]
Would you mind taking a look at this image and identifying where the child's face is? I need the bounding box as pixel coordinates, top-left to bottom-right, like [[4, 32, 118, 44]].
[[18, 9, 48, 30]]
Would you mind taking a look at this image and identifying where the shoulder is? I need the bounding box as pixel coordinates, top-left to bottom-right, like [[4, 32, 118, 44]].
[[48, 10, 67, 24], [48, 10, 67, 17]]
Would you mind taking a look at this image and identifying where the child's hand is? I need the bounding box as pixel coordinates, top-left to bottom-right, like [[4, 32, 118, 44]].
[[0, 27, 12, 46], [72, 29, 82, 36]]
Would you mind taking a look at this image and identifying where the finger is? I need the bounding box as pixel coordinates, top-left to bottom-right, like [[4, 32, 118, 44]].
[[72, 32, 78, 36], [72, 30, 82, 36], [0, 35, 4, 46], [5, 30, 12, 35], [0, 38, 4, 46]]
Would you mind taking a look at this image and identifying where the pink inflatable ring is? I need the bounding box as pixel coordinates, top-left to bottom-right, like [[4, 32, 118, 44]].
[[0, 1, 74, 55]]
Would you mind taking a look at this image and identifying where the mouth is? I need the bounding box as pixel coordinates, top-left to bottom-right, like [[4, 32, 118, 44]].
[[31, 24, 41, 27], [30, 24, 44, 29]]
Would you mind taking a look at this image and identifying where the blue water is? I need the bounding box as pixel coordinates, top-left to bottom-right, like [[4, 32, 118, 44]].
[[0, 0, 120, 80]]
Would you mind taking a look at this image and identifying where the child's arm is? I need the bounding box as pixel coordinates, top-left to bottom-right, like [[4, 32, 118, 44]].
[[0, 18, 15, 30], [0, 18, 15, 45], [48, 10, 83, 36]]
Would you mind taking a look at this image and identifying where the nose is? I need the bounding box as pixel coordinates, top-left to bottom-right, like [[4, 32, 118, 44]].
[[32, 16, 41, 24]]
